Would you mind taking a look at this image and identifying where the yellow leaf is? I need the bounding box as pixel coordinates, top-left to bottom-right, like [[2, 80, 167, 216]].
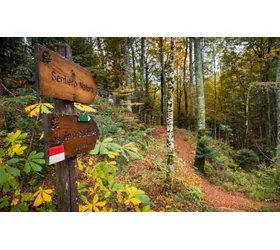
[[123, 142, 135, 148], [74, 103, 97, 113], [80, 204, 93, 212], [33, 194, 43, 207], [0, 158, 3, 164], [24, 104, 38, 113], [78, 159, 84, 171], [95, 201, 106, 207], [93, 206, 100, 212], [117, 191, 123, 204], [39, 132, 44, 140], [135, 206, 141, 212], [108, 153, 115, 159], [88, 159, 93, 165], [28, 106, 40, 117], [109, 161, 117, 165], [11, 199, 19, 206], [14, 130, 21, 140], [108, 152, 119, 159], [42, 192, 52, 202], [43, 103, 54, 109], [43, 189, 53, 194], [89, 187, 95, 195], [33, 187, 53, 206], [130, 198, 141, 205]]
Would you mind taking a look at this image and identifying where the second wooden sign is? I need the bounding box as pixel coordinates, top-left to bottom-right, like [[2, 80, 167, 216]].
[[43, 114, 99, 164]]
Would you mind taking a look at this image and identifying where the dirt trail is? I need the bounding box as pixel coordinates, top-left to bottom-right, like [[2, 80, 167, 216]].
[[151, 126, 280, 212]]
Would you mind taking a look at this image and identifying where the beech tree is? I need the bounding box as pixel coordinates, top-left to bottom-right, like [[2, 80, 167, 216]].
[[194, 37, 206, 175], [166, 37, 176, 188], [124, 37, 132, 111]]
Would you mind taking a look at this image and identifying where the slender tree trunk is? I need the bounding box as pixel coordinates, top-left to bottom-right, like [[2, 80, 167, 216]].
[[213, 44, 217, 140], [124, 37, 132, 111], [244, 85, 252, 147], [131, 38, 137, 98], [96, 37, 105, 67], [275, 55, 280, 182], [140, 37, 145, 96], [182, 38, 188, 127], [189, 38, 195, 129], [265, 38, 272, 152], [139, 37, 145, 120], [160, 37, 166, 126], [166, 37, 176, 190], [194, 37, 206, 175]]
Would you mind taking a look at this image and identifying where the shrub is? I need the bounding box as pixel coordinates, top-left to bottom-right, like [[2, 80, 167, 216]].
[[234, 148, 259, 170], [196, 136, 227, 167]]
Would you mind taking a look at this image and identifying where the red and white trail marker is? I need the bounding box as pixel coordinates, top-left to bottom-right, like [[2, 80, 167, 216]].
[[49, 145, 65, 164]]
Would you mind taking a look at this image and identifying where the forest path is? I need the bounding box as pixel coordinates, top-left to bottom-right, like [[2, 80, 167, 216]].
[[151, 126, 280, 212]]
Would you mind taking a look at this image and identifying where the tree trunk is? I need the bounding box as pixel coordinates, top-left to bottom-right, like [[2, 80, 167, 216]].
[[183, 38, 188, 127], [189, 38, 195, 129], [159, 37, 166, 126], [130, 38, 137, 98], [194, 37, 206, 175], [139, 37, 145, 121], [140, 37, 145, 97], [275, 55, 280, 182], [244, 85, 252, 147], [124, 37, 132, 111], [213, 44, 217, 140], [96, 37, 105, 67], [166, 37, 176, 190]]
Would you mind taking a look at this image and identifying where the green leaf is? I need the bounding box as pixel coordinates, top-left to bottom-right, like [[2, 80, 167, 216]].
[[126, 149, 141, 159], [81, 195, 89, 204], [104, 190, 111, 198], [0, 149, 4, 157], [33, 152, 44, 159], [32, 159, 46, 164], [24, 162, 31, 173], [100, 145, 109, 155], [142, 205, 150, 212], [3, 181, 10, 193], [30, 162, 42, 172], [17, 133, 28, 140], [90, 144, 100, 155], [5, 166, 20, 176], [6, 158, 22, 164], [0, 168, 8, 183], [134, 190, 150, 205], [93, 194, 98, 204], [8, 176, 18, 187], [0, 195, 10, 209], [103, 138, 113, 143], [28, 151, 37, 159], [11, 202, 28, 212], [107, 175, 114, 189], [112, 183, 124, 192], [41, 104, 50, 114], [21, 192, 34, 202]]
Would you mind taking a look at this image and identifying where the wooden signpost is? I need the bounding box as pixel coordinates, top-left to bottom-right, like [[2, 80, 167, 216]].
[[35, 43, 98, 212], [43, 114, 98, 164], [35, 44, 97, 104]]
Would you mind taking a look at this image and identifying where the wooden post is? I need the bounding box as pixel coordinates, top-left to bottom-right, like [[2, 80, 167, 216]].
[[50, 44, 79, 212]]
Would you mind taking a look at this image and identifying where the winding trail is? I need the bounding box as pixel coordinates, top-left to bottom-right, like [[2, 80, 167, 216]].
[[151, 126, 280, 212]]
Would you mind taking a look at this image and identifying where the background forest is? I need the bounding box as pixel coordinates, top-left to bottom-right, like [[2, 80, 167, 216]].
[[0, 37, 280, 212]]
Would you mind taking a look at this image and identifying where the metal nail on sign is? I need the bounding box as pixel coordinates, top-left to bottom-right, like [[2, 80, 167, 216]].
[[35, 44, 97, 105], [43, 114, 99, 164]]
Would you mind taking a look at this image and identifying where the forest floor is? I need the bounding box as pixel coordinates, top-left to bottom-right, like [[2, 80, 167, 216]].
[[150, 126, 280, 212]]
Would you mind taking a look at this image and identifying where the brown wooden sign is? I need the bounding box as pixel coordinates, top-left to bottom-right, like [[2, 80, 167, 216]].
[[43, 114, 99, 164], [35, 44, 97, 105]]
